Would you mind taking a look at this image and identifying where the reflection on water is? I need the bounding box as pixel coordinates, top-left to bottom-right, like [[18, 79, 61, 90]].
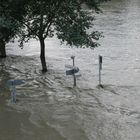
[[1, 0, 140, 140]]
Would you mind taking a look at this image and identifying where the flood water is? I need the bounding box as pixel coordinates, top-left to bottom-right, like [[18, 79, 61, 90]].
[[0, 0, 140, 139]]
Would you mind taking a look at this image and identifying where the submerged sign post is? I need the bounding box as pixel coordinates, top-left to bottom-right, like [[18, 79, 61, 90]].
[[7, 79, 24, 102], [66, 56, 80, 87], [71, 56, 76, 87], [99, 55, 103, 87]]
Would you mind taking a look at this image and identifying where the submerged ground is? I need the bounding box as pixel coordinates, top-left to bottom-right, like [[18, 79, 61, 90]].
[[0, 0, 140, 139]]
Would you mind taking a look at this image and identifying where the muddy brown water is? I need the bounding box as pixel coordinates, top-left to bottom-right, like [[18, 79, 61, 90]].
[[1, 0, 140, 139]]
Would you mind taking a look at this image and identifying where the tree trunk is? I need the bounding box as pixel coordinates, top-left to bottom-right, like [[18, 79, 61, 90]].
[[0, 40, 6, 58], [39, 37, 47, 72]]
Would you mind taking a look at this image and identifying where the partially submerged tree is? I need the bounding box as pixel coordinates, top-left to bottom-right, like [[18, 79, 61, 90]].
[[0, 0, 28, 57], [20, 0, 108, 72]]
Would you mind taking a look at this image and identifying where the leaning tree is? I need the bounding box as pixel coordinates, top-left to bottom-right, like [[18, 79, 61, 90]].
[[20, 0, 109, 72]]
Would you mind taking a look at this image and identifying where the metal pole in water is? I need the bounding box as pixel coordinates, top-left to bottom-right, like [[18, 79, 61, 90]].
[[99, 55, 102, 87], [71, 56, 76, 87]]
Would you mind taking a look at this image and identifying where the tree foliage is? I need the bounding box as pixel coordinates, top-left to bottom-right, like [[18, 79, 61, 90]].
[[18, 0, 109, 71], [0, 0, 28, 57], [0, 0, 109, 70], [0, 0, 27, 42], [20, 0, 106, 48]]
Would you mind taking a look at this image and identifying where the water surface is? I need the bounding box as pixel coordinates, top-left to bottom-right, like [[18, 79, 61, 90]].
[[1, 0, 140, 139]]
